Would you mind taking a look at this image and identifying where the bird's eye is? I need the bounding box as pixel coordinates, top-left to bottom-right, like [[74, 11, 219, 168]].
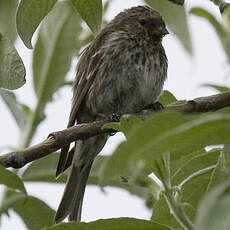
[[140, 19, 146, 26]]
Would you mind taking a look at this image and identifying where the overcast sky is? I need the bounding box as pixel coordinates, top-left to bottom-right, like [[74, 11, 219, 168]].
[[1, 0, 230, 229]]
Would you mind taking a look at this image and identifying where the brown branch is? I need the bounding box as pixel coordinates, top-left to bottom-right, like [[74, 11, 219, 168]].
[[1, 91, 230, 169], [0, 119, 113, 168], [167, 91, 230, 113]]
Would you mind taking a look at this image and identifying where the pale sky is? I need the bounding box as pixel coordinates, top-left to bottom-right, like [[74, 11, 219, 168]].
[[1, 0, 230, 229]]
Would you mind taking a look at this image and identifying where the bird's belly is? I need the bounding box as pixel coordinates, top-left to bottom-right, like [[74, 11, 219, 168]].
[[86, 69, 164, 116], [85, 45, 167, 116]]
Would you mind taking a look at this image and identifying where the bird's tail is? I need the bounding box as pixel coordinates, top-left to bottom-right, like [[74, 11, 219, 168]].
[[54, 135, 107, 223], [68, 160, 93, 221], [54, 140, 92, 223]]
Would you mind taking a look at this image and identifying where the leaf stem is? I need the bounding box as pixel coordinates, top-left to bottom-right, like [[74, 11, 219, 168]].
[[178, 166, 216, 190], [163, 190, 194, 230], [159, 153, 194, 230], [18, 100, 42, 149]]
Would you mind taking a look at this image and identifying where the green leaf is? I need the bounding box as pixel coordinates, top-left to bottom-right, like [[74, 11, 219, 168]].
[[103, 0, 110, 13], [222, 7, 230, 61], [22, 153, 61, 183], [169, 100, 187, 106], [44, 218, 172, 230], [171, 148, 221, 185], [119, 116, 143, 138], [207, 151, 230, 191], [158, 90, 177, 106], [0, 0, 18, 43], [0, 88, 28, 130], [178, 167, 215, 221], [190, 7, 230, 61], [152, 149, 221, 227], [102, 108, 230, 182], [190, 8, 224, 37], [0, 191, 55, 230], [0, 165, 26, 195], [16, 0, 57, 49], [145, 0, 192, 54], [104, 115, 143, 139], [202, 83, 230, 92], [22, 154, 159, 208], [194, 180, 230, 230], [33, 1, 82, 112], [0, 33, 26, 90], [151, 195, 182, 230], [103, 121, 120, 132], [71, 0, 102, 34]]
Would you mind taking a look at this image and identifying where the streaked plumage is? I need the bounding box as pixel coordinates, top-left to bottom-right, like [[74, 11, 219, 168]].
[[55, 5, 168, 223]]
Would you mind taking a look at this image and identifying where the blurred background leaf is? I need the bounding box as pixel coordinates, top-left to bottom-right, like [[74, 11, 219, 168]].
[[0, 0, 18, 43], [151, 148, 222, 226], [71, 0, 102, 34], [102, 108, 230, 181], [151, 195, 182, 230], [0, 190, 55, 230], [32, 1, 82, 119], [0, 89, 28, 130], [44, 217, 172, 230], [202, 83, 230, 92], [16, 0, 57, 49], [33, 1, 82, 101], [190, 7, 230, 62], [22, 153, 159, 209], [0, 33, 26, 90], [190, 7, 224, 37], [174, 149, 220, 221], [1, 0, 230, 229], [206, 150, 230, 191], [0, 166, 27, 195], [194, 180, 230, 230], [19, 1, 83, 148]]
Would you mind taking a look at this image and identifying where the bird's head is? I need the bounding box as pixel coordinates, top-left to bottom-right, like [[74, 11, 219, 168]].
[[111, 6, 169, 44]]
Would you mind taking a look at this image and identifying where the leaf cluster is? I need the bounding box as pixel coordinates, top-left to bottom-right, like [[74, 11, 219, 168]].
[[0, 0, 230, 230]]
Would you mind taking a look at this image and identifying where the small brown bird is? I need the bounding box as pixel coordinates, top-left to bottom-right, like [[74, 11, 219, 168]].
[[54, 5, 168, 223]]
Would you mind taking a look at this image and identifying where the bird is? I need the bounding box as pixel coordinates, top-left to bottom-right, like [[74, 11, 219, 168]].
[[54, 5, 169, 223]]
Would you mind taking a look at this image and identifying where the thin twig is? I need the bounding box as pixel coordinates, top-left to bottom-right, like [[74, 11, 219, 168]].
[[1, 91, 230, 169]]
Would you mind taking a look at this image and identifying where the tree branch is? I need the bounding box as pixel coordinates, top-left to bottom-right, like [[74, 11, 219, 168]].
[[1, 91, 230, 169]]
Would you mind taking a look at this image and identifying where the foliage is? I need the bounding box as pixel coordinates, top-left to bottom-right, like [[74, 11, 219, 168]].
[[0, 33, 26, 90], [16, 0, 58, 49], [190, 6, 230, 62], [44, 218, 171, 230], [0, 0, 230, 229]]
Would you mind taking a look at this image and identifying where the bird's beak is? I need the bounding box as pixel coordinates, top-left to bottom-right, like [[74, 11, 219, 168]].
[[159, 27, 169, 36]]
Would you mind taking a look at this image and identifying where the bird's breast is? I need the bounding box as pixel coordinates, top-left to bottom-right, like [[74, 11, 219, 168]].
[[85, 38, 167, 116]]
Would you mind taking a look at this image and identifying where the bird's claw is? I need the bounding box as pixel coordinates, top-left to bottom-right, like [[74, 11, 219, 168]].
[[109, 113, 121, 122], [143, 101, 164, 111]]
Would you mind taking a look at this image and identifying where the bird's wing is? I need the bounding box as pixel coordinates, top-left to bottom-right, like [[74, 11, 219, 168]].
[[56, 46, 102, 177]]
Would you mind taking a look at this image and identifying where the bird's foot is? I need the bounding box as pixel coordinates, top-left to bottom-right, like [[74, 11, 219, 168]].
[[96, 112, 121, 122], [108, 113, 121, 136], [143, 101, 164, 111], [109, 113, 121, 122]]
